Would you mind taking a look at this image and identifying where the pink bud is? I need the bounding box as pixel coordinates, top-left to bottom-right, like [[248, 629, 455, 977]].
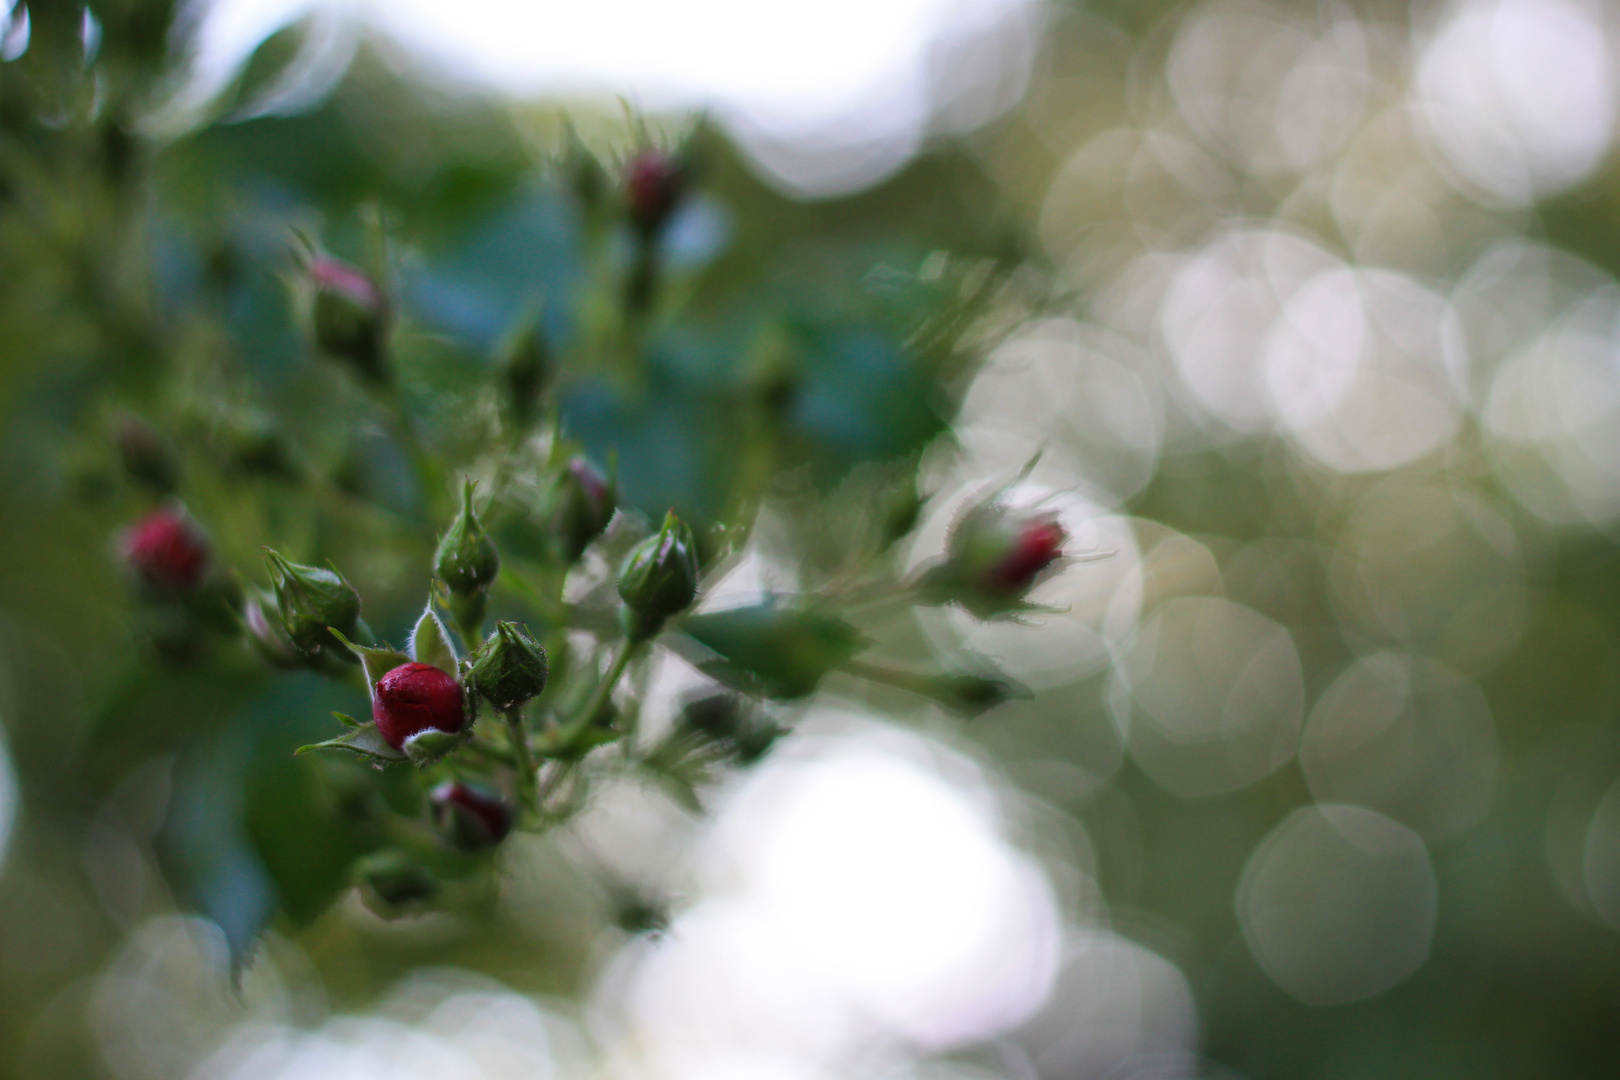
[[372, 662, 466, 750], [309, 258, 381, 309], [121, 509, 209, 592]]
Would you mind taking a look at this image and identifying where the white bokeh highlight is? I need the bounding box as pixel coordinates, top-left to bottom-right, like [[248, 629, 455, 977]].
[[180, 0, 1040, 195], [1237, 805, 1437, 1006], [1416, 0, 1617, 205]]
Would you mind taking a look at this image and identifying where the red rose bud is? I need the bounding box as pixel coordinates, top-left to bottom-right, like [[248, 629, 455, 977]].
[[121, 508, 209, 593], [986, 517, 1066, 593], [921, 497, 1068, 619], [430, 781, 514, 850], [372, 661, 466, 751], [625, 150, 685, 237], [310, 257, 388, 381]]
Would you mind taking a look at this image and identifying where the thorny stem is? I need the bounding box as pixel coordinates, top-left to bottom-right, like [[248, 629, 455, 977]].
[[503, 705, 538, 809]]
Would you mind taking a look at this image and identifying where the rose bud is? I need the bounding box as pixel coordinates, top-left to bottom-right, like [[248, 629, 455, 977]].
[[981, 516, 1066, 594], [434, 481, 500, 597], [356, 850, 437, 910], [243, 591, 301, 668], [430, 781, 514, 851], [372, 661, 467, 751], [625, 150, 686, 237], [468, 621, 548, 711], [919, 496, 1067, 619], [121, 508, 210, 594], [547, 456, 616, 563], [310, 257, 388, 382], [263, 548, 361, 654], [677, 692, 746, 740], [617, 509, 700, 641], [497, 313, 553, 434], [114, 413, 178, 493]]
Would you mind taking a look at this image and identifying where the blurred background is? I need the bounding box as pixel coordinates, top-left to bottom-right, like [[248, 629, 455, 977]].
[[4, 0, 1620, 1077]]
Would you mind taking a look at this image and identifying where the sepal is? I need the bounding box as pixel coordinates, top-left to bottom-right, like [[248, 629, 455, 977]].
[[409, 604, 459, 673], [295, 722, 408, 763], [327, 628, 410, 698], [403, 726, 472, 766]]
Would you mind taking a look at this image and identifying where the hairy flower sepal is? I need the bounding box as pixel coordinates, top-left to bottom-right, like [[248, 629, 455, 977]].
[[618, 510, 700, 641]]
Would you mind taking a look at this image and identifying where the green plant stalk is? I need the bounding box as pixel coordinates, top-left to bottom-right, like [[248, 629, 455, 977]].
[[580, 638, 638, 731], [838, 657, 938, 697], [503, 705, 538, 809]]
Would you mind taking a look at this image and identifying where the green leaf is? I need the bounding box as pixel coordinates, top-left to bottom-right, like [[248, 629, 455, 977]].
[[678, 598, 868, 699], [332, 711, 361, 728], [296, 722, 407, 763], [409, 603, 458, 673], [328, 628, 411, 691]]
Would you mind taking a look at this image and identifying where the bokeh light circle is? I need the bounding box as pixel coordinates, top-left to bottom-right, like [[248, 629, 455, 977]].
[[1301, 652, 1498, 839], [1237, 805, 1437, 1005], [1110, 595, 1304, 798], [1416, 0, 1617, 205]]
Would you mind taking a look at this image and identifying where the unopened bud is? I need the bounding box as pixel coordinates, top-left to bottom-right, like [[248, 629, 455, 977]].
[[617, 510, 699, 640], [372, 661, 466, 751], [121, 508, 209, 594], [430, 781, 514, 851], [625, 150, 685, 237], [357, 850, 437, 909], [547, 456, 616, 562], [677, 692, 746, 740], [311, 257, 388, 381], [435, 481, 499, 597], [498, 315, 552, 433], [243, 592, 301, 668], [921, 496, 1067, 619], [263, 549, 361, 654], [114, 414, 178, 493], [468, 621, 548, 710]]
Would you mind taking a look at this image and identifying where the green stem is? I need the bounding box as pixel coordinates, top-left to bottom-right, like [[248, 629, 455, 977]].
[[838, 658, 938, 697], [537, 759, 574, 805], [503, 705, 538, 809], [580, 638, 638, 730]]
